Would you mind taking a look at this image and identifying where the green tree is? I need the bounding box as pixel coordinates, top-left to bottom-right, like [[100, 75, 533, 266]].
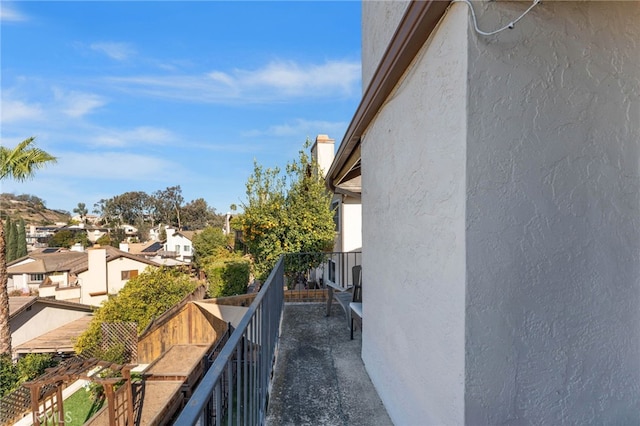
[[182, 198, 222, 230], [236, 140, 336, 279], [48, 230, 76, 248], [4, 217, 16, 263], [192, 226, 228, 263], [73, 202, 88, 223], [17, 219, 27, 258], [75, 267, 197, 358], [0, 137, 57, 355], [153, 186, 184, 229]]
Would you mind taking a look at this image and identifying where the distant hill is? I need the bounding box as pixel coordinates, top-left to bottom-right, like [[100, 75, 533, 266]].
[[0, 193, 70, 225]]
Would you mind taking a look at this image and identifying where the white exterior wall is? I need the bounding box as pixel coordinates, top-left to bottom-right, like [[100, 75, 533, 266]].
[[165, 228, 193, 262], [80, 248, 108, 306], [465, 2, 640, 424], [361, 5, 468, 425], [106, 257, 153, 295], [361, 1, 410, 90]]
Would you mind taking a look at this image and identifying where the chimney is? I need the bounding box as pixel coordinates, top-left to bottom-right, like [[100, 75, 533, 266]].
[[119, 242, 129, 252], [311, 134, 335, 178], [83, 247, 108, 305]]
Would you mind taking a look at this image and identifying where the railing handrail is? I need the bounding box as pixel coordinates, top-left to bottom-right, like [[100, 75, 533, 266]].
[[175, 256, 285, 425]]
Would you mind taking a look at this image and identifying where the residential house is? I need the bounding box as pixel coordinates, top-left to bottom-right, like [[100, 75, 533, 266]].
[[312, 134, 362, 287], [25, 225, 65, 249], [9, 296, 93, 360], [6, 246, 161, 306], [326, 1, 639, 425], [164, 227, 199, 263]]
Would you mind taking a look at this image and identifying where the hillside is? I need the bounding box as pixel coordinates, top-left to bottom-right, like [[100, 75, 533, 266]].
[[0, 193, 70, 225]]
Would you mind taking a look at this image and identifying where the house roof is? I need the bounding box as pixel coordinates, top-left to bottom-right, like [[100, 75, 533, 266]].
[[326, 0, 449, 195], [72, 245, 161, 274], [7, 245, 161, 276], [8, 251, 86, 274], [14, 315, 93, 354], [9, 296, 94, 319], [171, 229, 200, 241]]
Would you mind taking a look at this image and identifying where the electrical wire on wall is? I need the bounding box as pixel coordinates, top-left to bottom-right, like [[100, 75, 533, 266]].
[[451, 0, 541, 36]]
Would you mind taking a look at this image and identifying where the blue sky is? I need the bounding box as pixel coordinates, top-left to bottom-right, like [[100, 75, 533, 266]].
[[1, 1, 361, 215]]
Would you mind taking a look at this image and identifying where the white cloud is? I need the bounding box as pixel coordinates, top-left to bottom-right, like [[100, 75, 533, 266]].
[[1, 4, 27, 22], [243, 118, 348, 139], [107, 59, 361, 104], [53, 89, 107, 118], [1, 99, 43, 124], [90, 42, 136, 61], [91, 126, 176, 147]]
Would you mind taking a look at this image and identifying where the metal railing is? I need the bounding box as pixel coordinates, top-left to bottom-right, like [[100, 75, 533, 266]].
[[284, 251, 362, 291], [174, 256, 285, 425]]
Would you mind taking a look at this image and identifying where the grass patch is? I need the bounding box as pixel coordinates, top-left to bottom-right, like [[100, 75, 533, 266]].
[[63, 387, 105, 426]]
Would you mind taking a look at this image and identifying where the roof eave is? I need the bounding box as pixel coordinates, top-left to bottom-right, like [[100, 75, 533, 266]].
[[326, 0, 450, 192]]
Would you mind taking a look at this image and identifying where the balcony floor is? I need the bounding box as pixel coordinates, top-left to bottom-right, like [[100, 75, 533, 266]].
[[266, 303, 393, 426]]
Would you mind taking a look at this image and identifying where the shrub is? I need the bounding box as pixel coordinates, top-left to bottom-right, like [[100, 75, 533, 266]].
[[205, 258, 250, 298], [17, 353, 57, 383], [0, 355, 19, 397]]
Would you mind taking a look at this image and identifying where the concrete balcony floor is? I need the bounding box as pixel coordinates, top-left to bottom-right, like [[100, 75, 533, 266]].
[[266, 303, 393, 426]]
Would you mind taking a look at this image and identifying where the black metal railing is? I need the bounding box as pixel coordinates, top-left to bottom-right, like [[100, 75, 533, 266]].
[[174, 251, 361, 425], [174, 257, 285, 425]]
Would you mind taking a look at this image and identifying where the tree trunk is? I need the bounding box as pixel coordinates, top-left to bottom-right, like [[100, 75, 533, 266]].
[[0, 219, 12, 356]]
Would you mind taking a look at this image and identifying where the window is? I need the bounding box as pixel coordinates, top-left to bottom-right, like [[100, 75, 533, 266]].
[[175, 245, 181, 253], [121, 270, 139, 280], [29, 273, 45, 282], [331, 201, 340, 232], [184, 245, 190, 252]]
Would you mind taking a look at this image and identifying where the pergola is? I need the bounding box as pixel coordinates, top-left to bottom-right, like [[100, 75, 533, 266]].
[[22, 357, 136, 426]]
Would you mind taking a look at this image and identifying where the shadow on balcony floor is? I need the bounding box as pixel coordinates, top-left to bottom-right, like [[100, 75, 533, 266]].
[[266, 303, 393, 426]]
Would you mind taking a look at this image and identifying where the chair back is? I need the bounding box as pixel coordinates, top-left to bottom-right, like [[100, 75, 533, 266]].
[[352, 265, 362, 303]]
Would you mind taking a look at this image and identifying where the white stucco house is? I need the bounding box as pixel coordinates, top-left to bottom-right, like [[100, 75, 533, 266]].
[[164, 227, 199, 263], [7, 246, 161, 306], [327, 1, 639, 425]]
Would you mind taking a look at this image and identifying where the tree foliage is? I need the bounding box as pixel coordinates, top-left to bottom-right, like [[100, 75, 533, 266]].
[[48, 229, 89, 249], [192, 226, 228, 263], [236, 140, 336, 279], [75, 267, 198, 357], [16, 219, 27, 258], [0, 137, 56, 356], [182, 198, 222, 230], [0, 353, 57, 397], [5, 217, 17, 263], [73, 202, 88, 223], [205, 259, 250, 298]]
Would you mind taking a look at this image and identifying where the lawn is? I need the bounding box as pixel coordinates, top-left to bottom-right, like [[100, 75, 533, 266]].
[[62, 387, 105, 426]]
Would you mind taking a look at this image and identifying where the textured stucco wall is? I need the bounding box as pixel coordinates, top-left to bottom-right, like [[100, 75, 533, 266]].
[[361, 0, 410, 91], [465, 1, 640, 424], [361, 4, 468, 425]]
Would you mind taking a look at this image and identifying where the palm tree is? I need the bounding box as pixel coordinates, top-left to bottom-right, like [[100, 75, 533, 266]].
[[73, 202, 88, 224], [0, 137, 57, 356]]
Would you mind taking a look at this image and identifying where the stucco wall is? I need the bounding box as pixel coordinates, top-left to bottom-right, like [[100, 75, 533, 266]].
[[107, 257, 153, 295], [361, 4, 468, 425], [465, 1, 640, 424], [361, 0, 410, 90]]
